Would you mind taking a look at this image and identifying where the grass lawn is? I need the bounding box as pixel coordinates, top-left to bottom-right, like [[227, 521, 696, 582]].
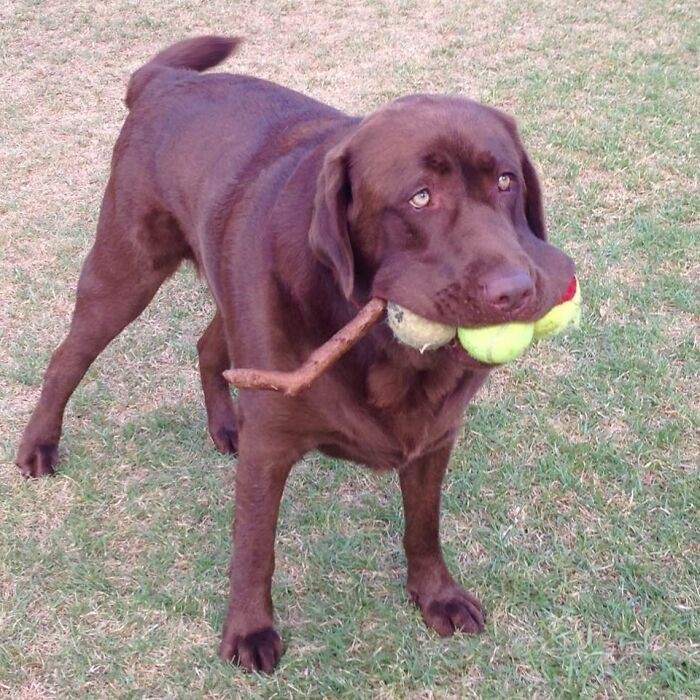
[[1, 0, 698, 697]]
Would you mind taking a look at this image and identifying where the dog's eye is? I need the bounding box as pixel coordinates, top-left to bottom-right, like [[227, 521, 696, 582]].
[[497, 174, 513, 192], [409, 189, 431, 208]]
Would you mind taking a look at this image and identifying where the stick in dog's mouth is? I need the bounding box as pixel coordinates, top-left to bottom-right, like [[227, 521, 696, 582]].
[[223, 298, 387, 396]]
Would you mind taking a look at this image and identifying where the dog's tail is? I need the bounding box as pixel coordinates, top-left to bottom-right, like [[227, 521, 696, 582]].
[[126, 35, 241, 109]]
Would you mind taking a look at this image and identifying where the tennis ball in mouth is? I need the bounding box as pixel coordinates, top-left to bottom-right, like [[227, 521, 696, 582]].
[[457, 322, 535, 364], [386, 302, 456, 352], [388, 276, 580, 363], [533, 277, 582, 340]]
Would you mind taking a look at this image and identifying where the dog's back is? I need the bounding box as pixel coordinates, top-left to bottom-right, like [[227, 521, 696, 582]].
[[113, 37, 354, 306]]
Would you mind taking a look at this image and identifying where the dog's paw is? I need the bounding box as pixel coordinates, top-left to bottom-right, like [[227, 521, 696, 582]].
[[16, 442, 58, 478], [211, 424, 238, 455], [219, 626, 283, 673], [414, 585, 485, 637]]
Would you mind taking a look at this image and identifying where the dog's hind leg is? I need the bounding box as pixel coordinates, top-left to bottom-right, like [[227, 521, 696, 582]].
[[198, 311, 238, 455], [16, 186, 182, 477]]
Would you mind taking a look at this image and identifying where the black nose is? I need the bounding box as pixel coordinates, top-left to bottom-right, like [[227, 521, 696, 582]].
[[479, 269, 534, 313]]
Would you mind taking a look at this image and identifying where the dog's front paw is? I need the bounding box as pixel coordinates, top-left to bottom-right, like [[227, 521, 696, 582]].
[[16, 441, 58, 478], [412, 584, 485, 637], [219, 626, 283, 673]]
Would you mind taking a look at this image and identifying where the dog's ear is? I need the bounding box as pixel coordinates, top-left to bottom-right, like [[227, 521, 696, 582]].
[[521, 150, 547, 241], [309, 142, 354, 299], [496, 109, 548, 241]]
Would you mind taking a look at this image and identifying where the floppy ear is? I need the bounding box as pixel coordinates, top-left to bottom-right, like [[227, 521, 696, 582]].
[[521, 150, 547, 240], [495, 109, 548, 241], [309, 143, 354, 299]]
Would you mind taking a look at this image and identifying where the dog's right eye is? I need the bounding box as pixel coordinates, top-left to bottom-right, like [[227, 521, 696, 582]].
[[409, 189, 431, 209]]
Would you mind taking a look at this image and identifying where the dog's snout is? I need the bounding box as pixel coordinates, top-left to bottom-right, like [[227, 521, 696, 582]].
[[479, 269, 534, 313]]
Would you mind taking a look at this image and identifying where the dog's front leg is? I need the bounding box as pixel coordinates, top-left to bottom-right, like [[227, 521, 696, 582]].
[[399, 444, 485, 637], [219, 431, 301, 673]]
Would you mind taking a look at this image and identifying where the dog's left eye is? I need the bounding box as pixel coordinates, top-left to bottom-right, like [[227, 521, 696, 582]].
[[409, 189, 431, 208], [497, 174, 513, 192]]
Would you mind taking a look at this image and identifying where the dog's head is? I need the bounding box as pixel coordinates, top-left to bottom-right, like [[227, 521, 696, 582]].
[[309, 95, 575, 331]]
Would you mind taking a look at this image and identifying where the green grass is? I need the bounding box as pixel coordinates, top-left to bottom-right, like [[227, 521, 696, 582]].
[[1, 0, 698, 697]]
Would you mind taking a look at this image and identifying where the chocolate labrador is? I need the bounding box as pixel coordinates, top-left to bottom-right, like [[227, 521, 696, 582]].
[[16, 36, 575, 672]]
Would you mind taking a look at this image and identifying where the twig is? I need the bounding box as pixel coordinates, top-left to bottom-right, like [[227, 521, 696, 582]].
[[222, 298, 387, 396]]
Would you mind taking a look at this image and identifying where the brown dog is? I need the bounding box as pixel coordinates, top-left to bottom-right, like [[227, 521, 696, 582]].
[[17, 36, 575, 672]]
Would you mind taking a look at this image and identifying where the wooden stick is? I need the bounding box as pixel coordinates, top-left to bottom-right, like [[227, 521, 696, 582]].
[[222, 297, 387, 397]]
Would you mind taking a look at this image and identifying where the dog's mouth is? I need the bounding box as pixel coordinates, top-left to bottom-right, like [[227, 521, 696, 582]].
[[386, 275, 580, 366], [384, 295, 540, 352], [384, 304, 496, 368]]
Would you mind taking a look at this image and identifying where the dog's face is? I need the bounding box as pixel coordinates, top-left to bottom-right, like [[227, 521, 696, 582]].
[[309, 95, 575, 331]]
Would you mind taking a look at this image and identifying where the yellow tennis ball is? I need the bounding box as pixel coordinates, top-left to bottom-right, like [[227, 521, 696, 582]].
[[457, 322, 534, 364], [533, 279, 582, 340], [387, 302, 456, 352]]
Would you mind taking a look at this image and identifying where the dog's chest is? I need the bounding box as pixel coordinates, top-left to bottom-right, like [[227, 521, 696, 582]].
[[321, 408, 445, 469], [317, 365, 486, 470]]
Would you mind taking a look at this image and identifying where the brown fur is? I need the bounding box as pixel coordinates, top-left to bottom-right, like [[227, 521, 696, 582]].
[[17, 36, 575, 673]]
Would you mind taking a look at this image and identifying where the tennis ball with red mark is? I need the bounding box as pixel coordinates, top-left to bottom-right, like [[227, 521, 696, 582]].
[[533, 276, 581, 339]]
